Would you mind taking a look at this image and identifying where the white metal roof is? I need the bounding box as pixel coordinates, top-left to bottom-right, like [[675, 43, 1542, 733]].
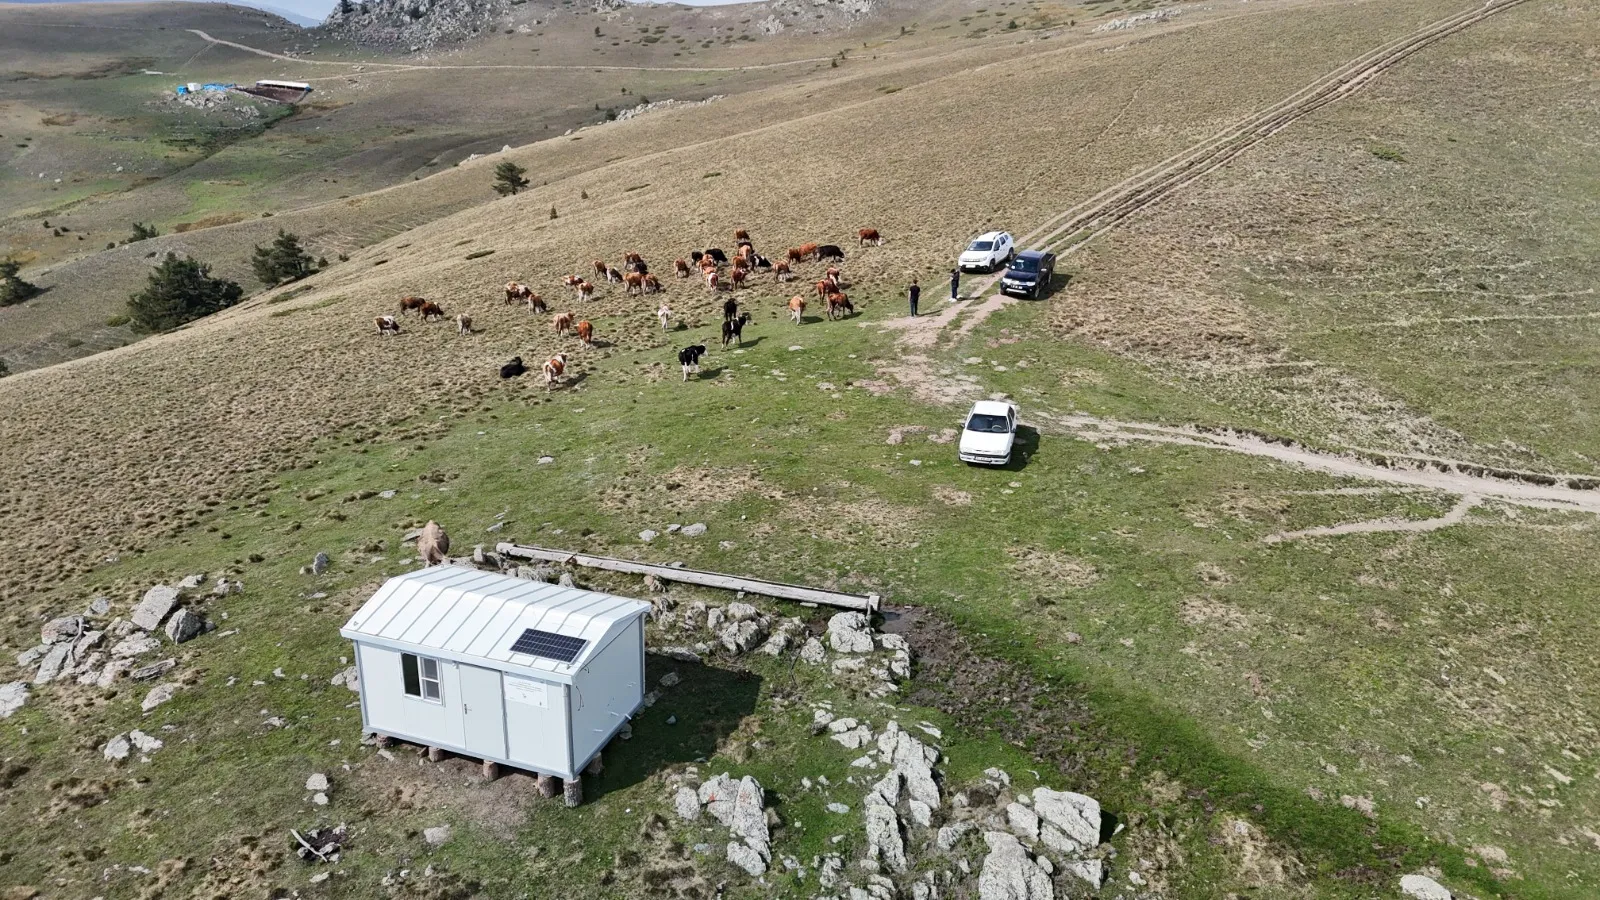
[[340, 565, 650, 683]]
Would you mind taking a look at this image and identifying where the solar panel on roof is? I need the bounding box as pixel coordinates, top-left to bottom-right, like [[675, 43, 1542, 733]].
[[509, 628, 587, 664]]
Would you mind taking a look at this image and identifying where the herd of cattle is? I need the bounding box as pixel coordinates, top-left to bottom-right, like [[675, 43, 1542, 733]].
[[371, 228, 886, 389]]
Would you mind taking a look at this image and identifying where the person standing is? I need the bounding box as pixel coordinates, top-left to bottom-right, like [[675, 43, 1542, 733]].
[[949, 267, 961, 302], [908, 277, 921, 317]]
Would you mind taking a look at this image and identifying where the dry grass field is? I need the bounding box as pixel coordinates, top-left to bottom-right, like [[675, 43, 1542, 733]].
[[2, 0, 1597, 896]]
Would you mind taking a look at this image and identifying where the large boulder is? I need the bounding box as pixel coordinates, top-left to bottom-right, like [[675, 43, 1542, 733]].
[[725, 841, 766, 877], [673, 786, 700, 821], [131, 586, 181, 631], [141, 684, 178, 712], [110, 634, 160, 658], [0, 682, 27, 718], [729, 776, 770, 859], [827, 612, 875, 653], [163, 609, 207, 644], [865, 800, 908, 873], [32, 644, 72, 685], [881, 724, 941, 809], [1032, 789, 1101, 852], [41, 616, 85, 644], [719, 619, 768, 654], [978, 832, 1054, 900], [1400, 874, 1453, 900]]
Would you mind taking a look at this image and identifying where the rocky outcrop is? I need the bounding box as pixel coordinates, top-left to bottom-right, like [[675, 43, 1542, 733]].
[[0, 682, 27, 718], [322, 0, 511, 53], [978, 832, 1054, 900], [131, 585, 181, 631], [1401, 874, 1453, 900]]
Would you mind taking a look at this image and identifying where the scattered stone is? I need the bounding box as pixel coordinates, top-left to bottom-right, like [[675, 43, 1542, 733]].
[[164, 608, 207, 644], [1400, 874, 1453, 900], [311, 552, 331, 576], [1032, 788, 1100, 851], [726, 841, 767, 877], [423, 825, 452, 847], [130, 659, 176, 681], [41, 616, 85, 644], [674, 786, 700, 820], [307, 773, 330, 792], [141, 683, 178, 712], [0, 682, 28, 718], [1008, 802, 1041, 841], [129, 730, 163, 755], [937, 821, 975, 851], [131, 586, 181, 631], [558, 572, 576, 588], [16, 646, 46, 668], [95, 658, 134, 688], [800, 636, 827, 664], [979, 832, 1054, 900], [640, 529, 659, 543], [177, 573, 206, 591], [719, 619, 768, 654], [104, 733, 132, 761], [264, 716, 286, 728], [110, 634, 160, 658], [86, 596, 112, 617], [1066, 858, 1104, 887], [682, 523, 708, 537], [32, 644, 72, 684], [827, 612, 875, 653], [330, 666, 361, 693], [660, 672, 681, 688]]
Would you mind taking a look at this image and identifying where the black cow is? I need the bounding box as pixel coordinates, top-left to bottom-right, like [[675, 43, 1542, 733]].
[[678, 344, 708, 382], [705, 248, 729, 265], [748, 253, 773, 270], [690, 250, 705, 265], [499, 356, 527, 379], [816, 244, 846, 262], [721, 312, 751, 348], [631, 260, 649, 275], [723, 298, 739, 321]]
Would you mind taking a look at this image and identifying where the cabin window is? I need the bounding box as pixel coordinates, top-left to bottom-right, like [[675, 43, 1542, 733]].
[[402, 653, 442, 702]]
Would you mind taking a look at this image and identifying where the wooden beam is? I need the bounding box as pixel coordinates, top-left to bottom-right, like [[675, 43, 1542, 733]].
[[495, 543, 880, 613]]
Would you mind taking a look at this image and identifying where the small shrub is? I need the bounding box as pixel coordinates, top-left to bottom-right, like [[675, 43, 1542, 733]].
[[0, 358, 8, 378], [549, 207, 558, 220], [0, 259, 42, 307], [105, 314, 131, 327], [127, 222, 158, 243], [64, 338, 83, 348], [1368, 144, 1406, 162]]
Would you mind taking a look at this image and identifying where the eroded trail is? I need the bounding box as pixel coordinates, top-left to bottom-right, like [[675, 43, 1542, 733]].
[[1038, 412, 1600, 515], [886, 0, 1535, 347]]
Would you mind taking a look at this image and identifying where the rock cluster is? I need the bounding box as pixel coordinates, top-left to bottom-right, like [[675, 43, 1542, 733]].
[[20, 579, 220, 692], [613, 96, 725, 123], [676, 773, 773, 876], [321, 0, 512, 51]]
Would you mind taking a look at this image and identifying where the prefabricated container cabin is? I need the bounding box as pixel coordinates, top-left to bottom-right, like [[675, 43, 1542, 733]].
[[341, 566, 650, 785]]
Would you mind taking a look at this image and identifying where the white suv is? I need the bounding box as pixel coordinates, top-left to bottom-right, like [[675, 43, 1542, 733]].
[[958, 231, 1015, 272], [958, 400, 1019, 466]]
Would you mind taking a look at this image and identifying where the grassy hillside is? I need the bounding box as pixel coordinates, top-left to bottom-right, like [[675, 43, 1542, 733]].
[[2, 0, 1597, 897]]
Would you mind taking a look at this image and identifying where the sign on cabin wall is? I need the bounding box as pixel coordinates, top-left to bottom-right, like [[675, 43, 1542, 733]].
[[504, 676, 549, 708]]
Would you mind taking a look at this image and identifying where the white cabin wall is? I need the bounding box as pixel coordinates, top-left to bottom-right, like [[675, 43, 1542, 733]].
[[570, 619, 645, 768], [357, 643, 465, 749], [504, 676, 571, 777]]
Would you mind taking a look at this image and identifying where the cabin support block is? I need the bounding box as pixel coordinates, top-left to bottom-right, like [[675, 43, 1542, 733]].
[[563, 777, 584, 808], [537, 774, 559, 798], [585, 754, 604, 777], [427, 746, 445, 763], [482, 760, 501, 781]]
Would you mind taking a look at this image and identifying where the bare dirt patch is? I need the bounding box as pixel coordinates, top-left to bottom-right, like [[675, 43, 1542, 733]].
[[931, 485, 972, 506], [1006, 546, 1100, 588], [598, 464, 781, 516]]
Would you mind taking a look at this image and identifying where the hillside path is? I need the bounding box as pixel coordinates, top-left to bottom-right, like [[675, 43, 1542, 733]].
[[184, 28, 836, 74]]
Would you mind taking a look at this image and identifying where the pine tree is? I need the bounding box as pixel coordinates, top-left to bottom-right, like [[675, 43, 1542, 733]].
[[0, 258, 42, 307], [493, 160, 531, 197], [251, 229, 316, 285], [126, 253, 243, 332], [0, 358, 10, 379], [127, 222, 159, 243], [338, 0, 353, 15]]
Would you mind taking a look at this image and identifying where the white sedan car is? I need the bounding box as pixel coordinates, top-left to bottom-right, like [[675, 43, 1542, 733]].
[[958, 231, 1015, 273], [958, 400, 1019, 466]]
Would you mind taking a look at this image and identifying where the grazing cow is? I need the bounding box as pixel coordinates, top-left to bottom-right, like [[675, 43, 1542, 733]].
[[704, 270, 720, 292], [375, 315, 401, 336], [418, 520, 450, 566], [578, 281, 595, 302], [632, 259, 649, 276], [643, 274, 663, 294], [624, 271, 645, 296], [705, 248, 728, 265], [678, 344, 707, 381], [814, 279, 835, 299], [657, 303, 672, 329], [553, 312, 574, 335], [420, 301, 446, 321], [456, 314, 473, 334], [592, 260, 608, 278], [544, 353, 568, 390], [788, 295, 807, 325], [526, 292, 548, 313], [624, 251, 644, 268], [816, 244, 846, 262], [505, 281, 532, 305], [606, 266, 624, 284], [500, 356, 527, 379], [721, 312, 751, 348], [826, 291, 853, 320], [826, 266, 843, 285], [797, 242, 820, 261], [775, 261, 793, 282], [749, 253, 773, 270], [398, 295, 427, 316], [576, 320, 594, 347], [729, 267, 748, 290], [723, 298, 739, 321], [563, 274, 584, 290], [690, 250, 705, 266], [858, 228, 883, 247], [734, 229, 750, 242], [736, 243, 753, 262], [786, 247, 805, 264], [675, 258, 692, 278]]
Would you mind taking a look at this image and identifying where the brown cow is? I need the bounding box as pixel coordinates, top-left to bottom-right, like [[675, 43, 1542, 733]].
[[576, 320, 594, 347], [525, 292, 548, 313], [623, 251, 644, 268], [398, 295, 427, 316], [544, 353, 568, 391], [704, 270, 720, 291], [786, 248, 805, 264], [563, 274, 584, 290], [553, 312, 574, 335], [375, 315, 401, 335], [797, 242, 820, 261], [826, 266, 843, 285], [788, 295, 807, 325], [592, 260, 608, 278], [643, 274, 663, 294], [729, 268, 748, 290], [504, 282, 532, 305], [675, 258, 692, 278], [734, 229, 750, 242], [774, 261, 793, 282], [826, 291, 852, 320], [858, 228, 883, 247], [456, 314, 473, 334], [578, 281, 595, 302], [624, 271, 645, 296], [420, 301, 446, 321], [814, 279, 834, 298]]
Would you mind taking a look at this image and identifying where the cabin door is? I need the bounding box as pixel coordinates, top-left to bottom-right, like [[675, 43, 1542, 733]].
[[457, 664, 507, 760]]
